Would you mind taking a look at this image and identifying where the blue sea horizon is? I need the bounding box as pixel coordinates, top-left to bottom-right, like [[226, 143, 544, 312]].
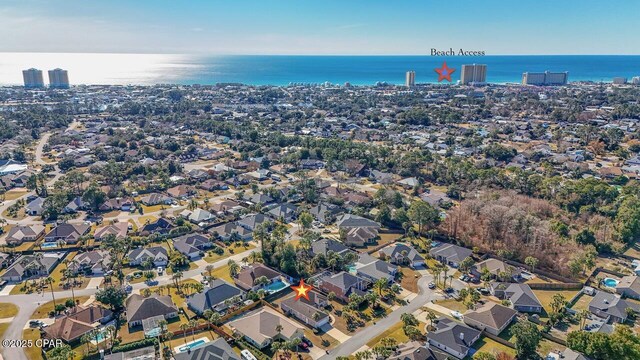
[[0, 53, 638, 86]]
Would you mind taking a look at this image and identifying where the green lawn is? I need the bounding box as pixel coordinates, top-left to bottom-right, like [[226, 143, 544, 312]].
[[531, 289, 580, 313], [473, 336, 517, 357], [366, 321, 411, 348], [0, 303, 19, 318], [30, 296, 90, 319]]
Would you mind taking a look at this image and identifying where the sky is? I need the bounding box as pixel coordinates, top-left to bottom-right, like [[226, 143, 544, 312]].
[[1, 0, 638, 55]]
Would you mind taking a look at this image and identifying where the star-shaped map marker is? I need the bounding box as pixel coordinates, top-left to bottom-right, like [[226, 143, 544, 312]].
[[291, 279, 313, 301], [434, 61, 456, 82]]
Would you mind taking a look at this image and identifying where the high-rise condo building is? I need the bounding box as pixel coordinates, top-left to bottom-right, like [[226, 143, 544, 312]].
[[405, 71, 415, 87], [612, 77, 627, 85], [22, 68, 44, 88], [632, 77, 640, 85], [522, 71, 568, 85], [460, 64, 487, 85], [48, 68, 70, 89]]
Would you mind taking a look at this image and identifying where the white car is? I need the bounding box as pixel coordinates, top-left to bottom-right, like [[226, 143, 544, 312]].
[[451, 311, 463, 320]]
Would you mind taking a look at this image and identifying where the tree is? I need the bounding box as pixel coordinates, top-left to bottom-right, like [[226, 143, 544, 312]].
[[550, 293, 567, 315], [401, 313, 418, 327], [524, 256, 539, 272], [95, 286, 127, 312], [408, 200, 440, 238], [459, 257, 475, 274], [298, 211, 313, 231], [228, 259, 240, 278], [473, 352, 497, 360], [48, 344, 75, 360], [512, 321, 541, 359]]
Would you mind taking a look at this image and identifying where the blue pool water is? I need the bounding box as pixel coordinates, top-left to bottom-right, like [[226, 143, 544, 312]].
[[603, 278, 619, 288], [347, 265, 357, 273], [264, 279, 290, 294], [41, 242, 58, 249], [179, 339, 207, 352]]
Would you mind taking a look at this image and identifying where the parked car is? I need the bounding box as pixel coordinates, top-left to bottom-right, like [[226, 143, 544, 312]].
[[428, 282, 436, 289]]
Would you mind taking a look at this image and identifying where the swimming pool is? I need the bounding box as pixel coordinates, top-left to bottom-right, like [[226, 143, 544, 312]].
[[603, 278, 619, 288], [90, 328, 109, 345], [264, 279, 290, 294], [41, 242, 58, 249], [175, 337, 209, 353]]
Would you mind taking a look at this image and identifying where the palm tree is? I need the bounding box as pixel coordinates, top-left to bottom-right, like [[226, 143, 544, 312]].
[[204, 265, 215, 279], [373, 278, 388, 297], [44, 277, 57, 309], [80, 333, 92, 355], [179, 323, 190, 345], [275, 324, 283, 338], [189, 319, 198, 342], [172, 271, 183, 294], [105, 324, 116, 348], [228, 259, 240, 278], [425, 309, 437, 329]]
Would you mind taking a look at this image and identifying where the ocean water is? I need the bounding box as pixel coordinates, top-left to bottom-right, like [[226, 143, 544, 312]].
[[0, 53, 638, 86]]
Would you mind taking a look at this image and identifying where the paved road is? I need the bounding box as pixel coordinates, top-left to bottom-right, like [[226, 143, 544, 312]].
[[320, 273, 438, 359], [0, 243, 259, 360]]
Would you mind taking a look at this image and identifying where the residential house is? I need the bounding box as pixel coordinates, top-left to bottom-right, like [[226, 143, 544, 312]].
[[380, 243, 425, 268], [210, 200, 243, 215], [281, 291, 330, 328], [309, 202, 342, 224], [210, 222, 252, 241], [228, 307, 304, 349], [616, 275, 640, 300], [104, 346, 157, 360], [139, 193, 173, 206], [173, 233, 212, 260], [267, 203, 298, 222], [237, 213, 272, 232], [430, 244, 473, 268], [187, 279, 245, 314], [336, 214, 380, 229], [309, 238, 352, 257], [26, 197, 45, 216], [99, 197, 134, 212], [470, 258, 521, 281], [140, 218, 174, 235], [426, 317, 481, 359], [44, 223, 90, 244], [125, 294, 179, 328], [1, 252, 65, 282], [316, 271, 367, 302], [234, 263, 285, 292], [173, 338, 240, 360], [5, 224, 45, 246], [127, 246, 169, 267], [588, 291, 639, 323], [69, 250, 111, 275], [388, 341, 450, 360], [43, 305, 113, 343], [354, 253, 398, 284], [490, 283, 543, 313], [63, 197, 87, 214], [463, 302, 518, 336], [244, 193, 274, 206], [180, 208, 215, 224], [420, 190, 452, 208], [167, 185, 196, 199], [94, 222, 129, 241], [344, 226, 379, 247]]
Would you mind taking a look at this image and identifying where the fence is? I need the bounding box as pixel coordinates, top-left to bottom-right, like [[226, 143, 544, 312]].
[[527, 282, 583, 291], [481, 330, 515, 349]]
